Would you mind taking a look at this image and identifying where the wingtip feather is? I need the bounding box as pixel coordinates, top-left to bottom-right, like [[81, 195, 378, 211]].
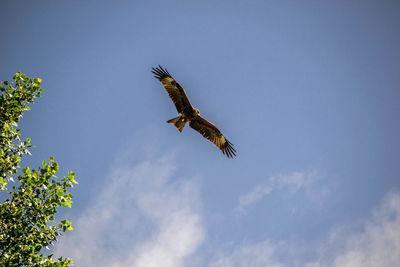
[[222, 139, 236, 158], [152, 65, 171, 80]]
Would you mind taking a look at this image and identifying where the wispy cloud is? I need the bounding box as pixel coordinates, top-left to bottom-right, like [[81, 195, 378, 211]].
[[53, 139, 399, 267], [323, 191, 400, 267], [212, 191, 400, 267], [209, 241, 285, 267], [236, 170, 321, 212], [55, 153, 204, 267]]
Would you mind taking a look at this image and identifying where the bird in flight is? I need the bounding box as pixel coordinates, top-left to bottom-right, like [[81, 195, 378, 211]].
[[152, 65, 236, 158]]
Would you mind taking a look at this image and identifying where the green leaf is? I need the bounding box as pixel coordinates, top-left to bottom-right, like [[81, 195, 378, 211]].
[[67, 171, 75, 179], [57, 189, 64, 196], [67, 171, 78, 184], [22, 167, 31, 175]]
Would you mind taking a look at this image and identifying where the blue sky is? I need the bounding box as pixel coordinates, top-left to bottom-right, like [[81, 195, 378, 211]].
[[1, 0, 400, 266]]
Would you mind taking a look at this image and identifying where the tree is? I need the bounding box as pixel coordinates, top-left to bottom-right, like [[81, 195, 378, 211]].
[[0, 73, 77, 266]]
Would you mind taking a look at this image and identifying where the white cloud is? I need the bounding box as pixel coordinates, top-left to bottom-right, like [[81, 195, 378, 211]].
[[209, 241, 285, 267], [236, 170, 319, 212], [212, 191, 400, 267], [55, 153, 204, 267], [53, 136, 399, 267], [325, 191, 400, 267]]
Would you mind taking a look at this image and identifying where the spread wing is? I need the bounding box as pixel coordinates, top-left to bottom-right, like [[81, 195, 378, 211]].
[[152, 65, 193, 114], [189, 116, 236, 158]]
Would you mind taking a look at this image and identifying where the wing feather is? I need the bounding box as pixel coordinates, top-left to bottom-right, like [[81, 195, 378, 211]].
[[152, 65, 192, 114], [189, 116, 236, 158]]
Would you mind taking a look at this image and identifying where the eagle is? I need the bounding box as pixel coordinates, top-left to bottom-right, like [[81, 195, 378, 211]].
[[152, 65, 236, 158]]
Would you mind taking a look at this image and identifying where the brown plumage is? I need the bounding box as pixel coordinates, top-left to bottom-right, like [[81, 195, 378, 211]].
[[152, 65, 236, 158]]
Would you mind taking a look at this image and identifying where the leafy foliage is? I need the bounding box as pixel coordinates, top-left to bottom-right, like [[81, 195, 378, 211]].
[[0, 72, 42, 189], [0, 73, 76, 266]]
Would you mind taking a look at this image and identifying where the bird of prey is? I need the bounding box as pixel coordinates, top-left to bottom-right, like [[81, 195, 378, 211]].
[[152, 65, 236, 158]]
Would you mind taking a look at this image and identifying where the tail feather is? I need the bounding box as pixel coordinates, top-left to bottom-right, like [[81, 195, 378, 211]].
[[167, 116, 186, 132]]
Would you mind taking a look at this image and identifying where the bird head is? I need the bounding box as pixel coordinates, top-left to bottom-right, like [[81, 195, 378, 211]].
[[194, 108, 200, 116]]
